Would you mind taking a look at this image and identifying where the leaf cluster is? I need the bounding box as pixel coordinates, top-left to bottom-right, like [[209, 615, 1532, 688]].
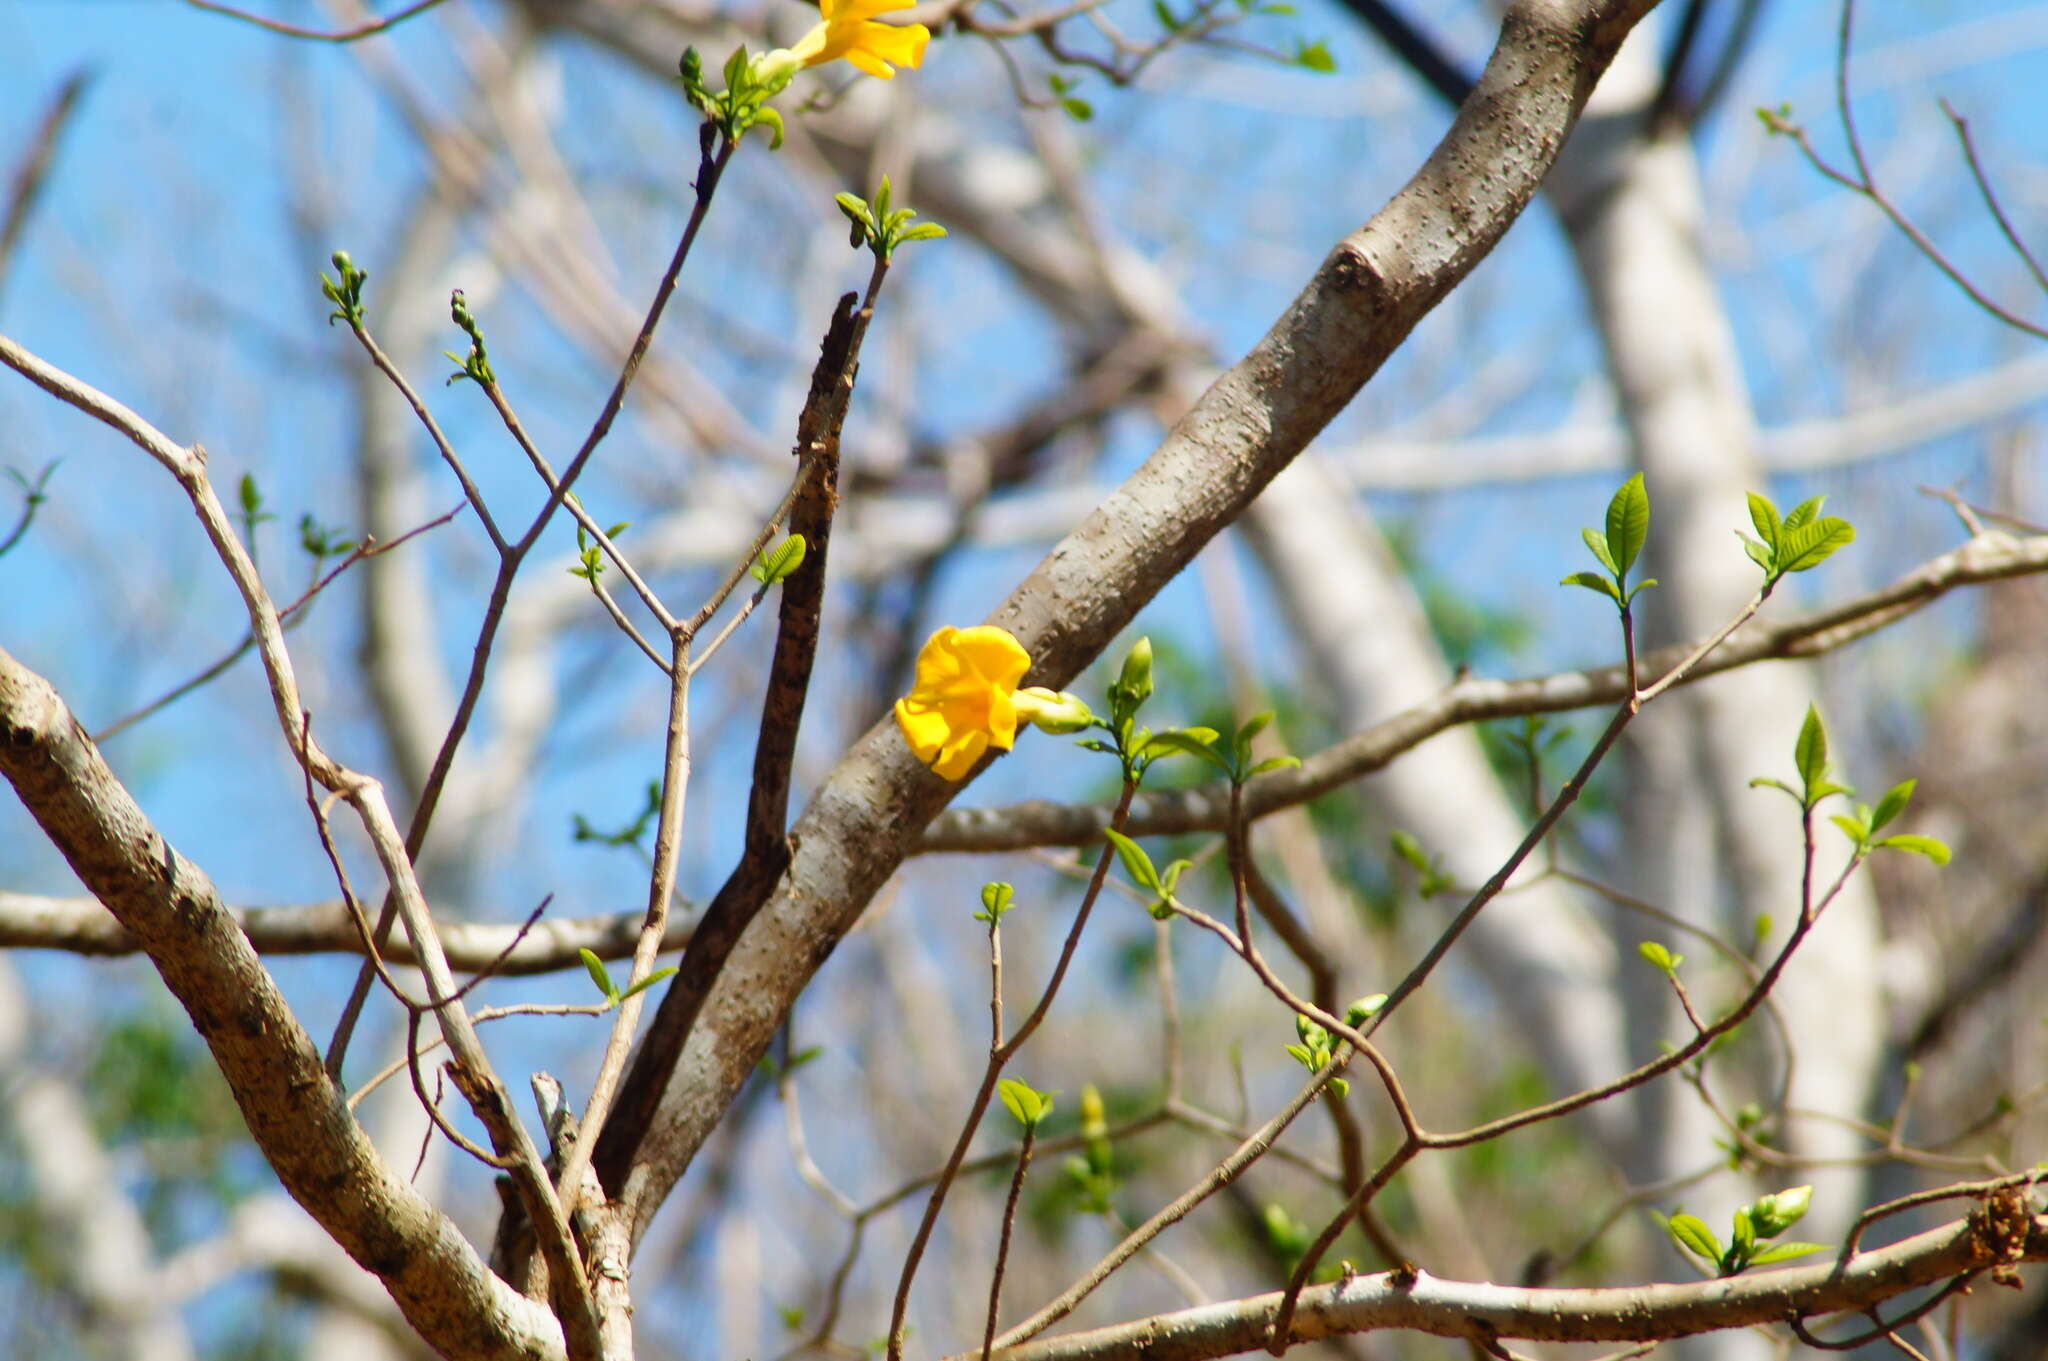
[[1737, 491, 1855, 591], [1750, 707, 1950, 864], [835, 176, 948, 264], [1283, 1013, 1349, 1099], [1659, 1185, 1823, 1277], [319, 249, 366, 328], [680, 46, 787, 149], [441, 288, 495, 387], [577, 948, 678, 1010]]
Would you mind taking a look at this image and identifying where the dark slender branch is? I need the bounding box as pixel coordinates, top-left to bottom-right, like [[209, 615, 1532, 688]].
[[982, 1124, 1037, 1361], [596, 267, 883, 1196], [0, 68, 92, 309], [1648, 0, 1707, 130], [1327, 0, 1473, 108]]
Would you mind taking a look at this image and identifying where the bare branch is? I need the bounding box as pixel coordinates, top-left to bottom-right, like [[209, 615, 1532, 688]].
[[963, 1210, 2046, 1361]]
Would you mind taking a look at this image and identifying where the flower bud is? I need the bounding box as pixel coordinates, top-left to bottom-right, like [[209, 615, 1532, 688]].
[[1750, 1185, 1812, 1237], [1014, 687, 1093, 734], [1116, 636, 1154, 708]]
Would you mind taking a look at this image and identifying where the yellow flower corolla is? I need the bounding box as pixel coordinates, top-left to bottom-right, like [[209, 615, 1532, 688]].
[[894, 626, 1080, 780], [786, 0, 931, 80]]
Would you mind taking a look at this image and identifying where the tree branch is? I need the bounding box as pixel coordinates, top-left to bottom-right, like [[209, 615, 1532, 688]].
[[0, 646, 564, 1361], [918, 530, 2048, 853], [965, 1210, 2046, 1361]]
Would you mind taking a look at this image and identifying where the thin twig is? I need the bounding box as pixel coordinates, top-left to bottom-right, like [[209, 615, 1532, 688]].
[[181, 0, 452, 42]]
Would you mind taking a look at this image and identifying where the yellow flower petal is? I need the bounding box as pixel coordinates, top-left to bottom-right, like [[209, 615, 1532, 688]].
[[894, 625, 1037, 781], [845, 49, 898, 79], [893, 698, 953, 764], [855, 22, 928, 72], [932, 729, 989, 780], [949, 626, 1031, 690]]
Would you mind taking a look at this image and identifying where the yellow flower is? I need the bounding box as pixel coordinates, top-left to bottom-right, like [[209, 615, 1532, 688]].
[[894, 626, 1080, 780], [787, 0, 931, 80]]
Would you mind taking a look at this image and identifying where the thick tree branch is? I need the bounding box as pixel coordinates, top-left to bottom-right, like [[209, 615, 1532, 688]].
[[965, 1210, 2047, 1361], [0, 646, 563, 1361], [919, 530, 2048, 853]]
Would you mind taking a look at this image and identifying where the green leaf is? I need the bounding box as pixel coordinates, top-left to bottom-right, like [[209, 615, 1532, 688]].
[[1737, 531, 1774, 571], [997, 1077, 1052, 1129], [1103, 828, 1161, 892], [1248, 755, 1301, 777], [1875, 834, 1952, 865], [1664, 1213, 1724, 1264], [1560, 571, 1624, 605], [751, 533, 808, 586], [579, 948, 618, 1001], [620, 966, 679, 1000], [1344, 994, 1387, 1027], [1234, 711, 1274, 769], [1748, 776, 1797, 799], [1604, 472, 1649, 578], [1730, 1206, 1757, 1259], [1141, 729, 1229, 773], [1151, 0, 1180, 29], [783, 1045, 823, 1075], [1869, 779, 1915, 833], [1829, 814, 1870, 846], [1781, 494, 1827, 531], [1775, 517, 1855, 574], [1580, 527, 1618, 576], [1390, 830, 1430, 873], [1794, 705, 1828, 791], [1294, 39, 1336, 72], [977, 881, 1016, 924], [1638, 941, 1682, 975], [1060, 97, 1094, 122], [1746, 492, 1781, 552], [1625, 577, 1659, 604], [896, 222, 948, 245], [751, 105, 785, 150], [1746, 1242, 1827, 1267]]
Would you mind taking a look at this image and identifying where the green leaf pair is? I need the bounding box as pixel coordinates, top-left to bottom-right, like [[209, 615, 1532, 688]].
[[577, 948, 679, 1009], [1102, 829, 1192, 920], [997, 1077, 1055, 1130], [973, 881, 1016, 927], [750, 533, 808, 587]]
